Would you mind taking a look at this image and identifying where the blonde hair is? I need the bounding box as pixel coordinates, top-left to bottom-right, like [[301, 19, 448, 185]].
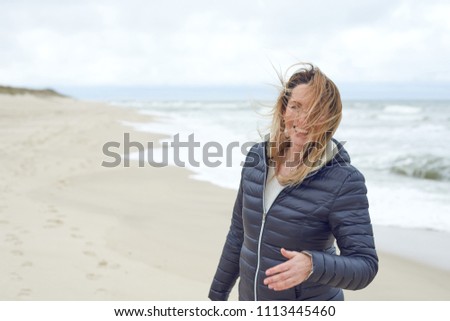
[[268, 63, 342, 185]]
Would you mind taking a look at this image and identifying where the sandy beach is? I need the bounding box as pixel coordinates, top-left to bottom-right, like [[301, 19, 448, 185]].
[[1, 94, 449, 301]]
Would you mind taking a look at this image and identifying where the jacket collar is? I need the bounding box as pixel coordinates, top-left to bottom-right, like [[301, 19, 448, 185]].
[[262, 138, 351, 179]]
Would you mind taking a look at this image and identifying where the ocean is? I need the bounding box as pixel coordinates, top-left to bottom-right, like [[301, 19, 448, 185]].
[[111, 99, 450, 233]]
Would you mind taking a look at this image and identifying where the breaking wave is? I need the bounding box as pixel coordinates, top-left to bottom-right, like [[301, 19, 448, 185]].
[[390, 154, 450, 181]]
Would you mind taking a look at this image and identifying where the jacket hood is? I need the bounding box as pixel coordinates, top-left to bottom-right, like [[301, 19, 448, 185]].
[[329, 138, 351, 166]]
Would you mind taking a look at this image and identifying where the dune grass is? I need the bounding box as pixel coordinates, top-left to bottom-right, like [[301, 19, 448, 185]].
[[0, 85, 66, 97]]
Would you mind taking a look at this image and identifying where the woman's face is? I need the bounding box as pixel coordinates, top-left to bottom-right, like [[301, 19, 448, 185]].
[[283, 84, 311, 150]]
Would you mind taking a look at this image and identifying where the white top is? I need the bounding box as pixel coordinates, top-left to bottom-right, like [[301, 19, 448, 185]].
[[263, 140, 337, 212], [264, 166, 285, 212]]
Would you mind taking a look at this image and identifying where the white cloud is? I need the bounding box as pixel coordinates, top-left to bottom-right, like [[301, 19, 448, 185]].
[[0, 0, 449, 88]]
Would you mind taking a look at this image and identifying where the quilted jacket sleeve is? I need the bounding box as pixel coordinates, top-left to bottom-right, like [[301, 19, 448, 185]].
[[306, 169, 378, 290], [208, 177, 244, 300]]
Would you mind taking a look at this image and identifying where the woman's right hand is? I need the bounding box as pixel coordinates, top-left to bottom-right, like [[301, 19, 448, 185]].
[[263, 248, 313, 291]]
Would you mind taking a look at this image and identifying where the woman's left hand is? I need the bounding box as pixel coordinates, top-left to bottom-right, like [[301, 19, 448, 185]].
[[264, 248, 312, 291]]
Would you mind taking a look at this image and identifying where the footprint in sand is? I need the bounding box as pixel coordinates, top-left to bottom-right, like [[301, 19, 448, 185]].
[[57, 179, 68, 188], [86, 273, 101, 280], [5, 233, 18, 241], [21, 261, 33, 268], [70, 227, 83, 239], [5, 233, 22, 246], [11, 249, 24, 256], [95, 288, 108, 295], [10, 272, 23, 281], [17, 288, 32, 298], [83, 250, 96, 257], [71, 233, 83, 239], [98, 260, 121, 270], [0, 219, 9, 225], [44, 218, 64, 229], [98, 260, 108, 268]]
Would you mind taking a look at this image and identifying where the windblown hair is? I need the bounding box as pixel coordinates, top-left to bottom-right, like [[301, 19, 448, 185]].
[[269, 63, 342, 185]]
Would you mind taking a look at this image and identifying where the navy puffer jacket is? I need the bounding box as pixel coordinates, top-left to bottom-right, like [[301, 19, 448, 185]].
[[209, 139, 378, 301]]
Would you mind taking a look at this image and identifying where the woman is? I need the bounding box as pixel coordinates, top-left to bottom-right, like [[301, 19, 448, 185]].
[[209, 63, 378, 301]]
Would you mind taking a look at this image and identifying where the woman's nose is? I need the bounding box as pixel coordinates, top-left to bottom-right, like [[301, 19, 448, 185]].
[[293, 114, 306, 126]]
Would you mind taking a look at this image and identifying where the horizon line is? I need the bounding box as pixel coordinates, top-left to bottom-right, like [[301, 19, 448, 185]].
[[3, 83, 450, 101]]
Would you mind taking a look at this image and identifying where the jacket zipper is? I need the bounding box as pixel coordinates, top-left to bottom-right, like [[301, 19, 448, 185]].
[[254, 161, 268, 301]]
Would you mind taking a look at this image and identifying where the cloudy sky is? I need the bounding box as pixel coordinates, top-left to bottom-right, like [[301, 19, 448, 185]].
[[1, 0, 449, 99]]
